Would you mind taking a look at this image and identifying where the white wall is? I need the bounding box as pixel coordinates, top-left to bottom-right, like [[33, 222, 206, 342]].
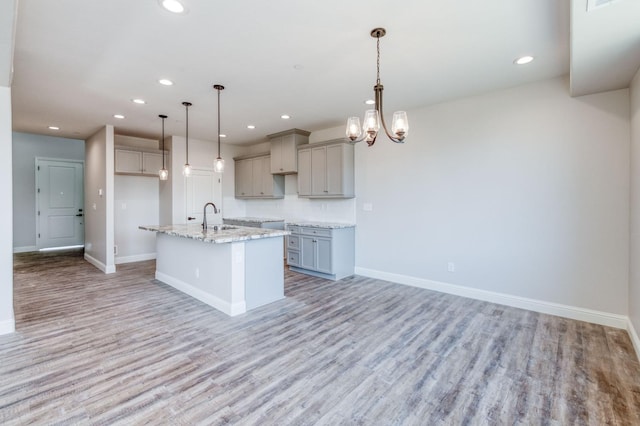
[[84, 125, 115, 273], [629, 69, 640, 352], [12, 132, 84, 251], [114, 175, 158, 264], [351, 77, 630, 317], [0, 86, 14, 334]]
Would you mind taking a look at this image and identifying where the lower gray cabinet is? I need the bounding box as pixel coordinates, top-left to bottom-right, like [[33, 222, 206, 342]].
[[286, 224, 354, 280]]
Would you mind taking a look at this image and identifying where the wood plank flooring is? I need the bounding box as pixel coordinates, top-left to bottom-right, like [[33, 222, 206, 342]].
[[1, 249, 639, 425]]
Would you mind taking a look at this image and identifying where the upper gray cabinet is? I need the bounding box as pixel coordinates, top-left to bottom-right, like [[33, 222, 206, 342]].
[[267, 129, 310, 175], [297, 140, 354, 199], [115, 148, 166, 176], [234, 154, 284, 199]]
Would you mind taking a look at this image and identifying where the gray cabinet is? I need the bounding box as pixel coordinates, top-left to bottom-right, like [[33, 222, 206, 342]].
[[297, 140, 354, 198], [268, 129, 310, 174], [234, 154, 284, 199], [286, 224, 354, 280], [115, 148, 166, 176]]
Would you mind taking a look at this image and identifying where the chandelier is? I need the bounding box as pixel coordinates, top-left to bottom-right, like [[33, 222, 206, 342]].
[[346, 28, 408, 146]]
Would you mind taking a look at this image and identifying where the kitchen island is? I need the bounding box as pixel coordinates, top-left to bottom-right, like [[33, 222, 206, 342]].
[[139, 224, 289, 316]]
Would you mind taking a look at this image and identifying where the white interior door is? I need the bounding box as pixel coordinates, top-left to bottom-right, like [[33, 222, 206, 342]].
[[185, 168, 222, 225], [36, 159, 84, 249]]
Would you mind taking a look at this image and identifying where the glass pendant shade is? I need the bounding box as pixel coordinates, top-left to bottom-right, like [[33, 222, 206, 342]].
[[391, 111, 409, 139], [159, 168, 168, 180], [363, 109, 380, 133], [214, 157, 225, 174], [183, 163, 192, 177], [346, 117, 362, 140]]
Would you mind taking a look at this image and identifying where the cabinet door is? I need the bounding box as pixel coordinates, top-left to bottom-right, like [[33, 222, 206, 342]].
[[235, 159, 253, 197], [115, 149, 142, 173], [315, 237, 332, 274], [300, 235, 316, 270], [260, 156, 274, 196], [270, 137, 283, 174], [252, 157, 264, 196], [298, 149, 312, 196], [311, 146, 327, 195], [280, 134, 298, 173], [142, 152, 163, 175], [325, 144, 343, 195]]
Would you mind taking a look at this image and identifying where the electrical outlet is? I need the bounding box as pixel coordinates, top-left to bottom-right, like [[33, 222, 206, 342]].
[[363, 203, 373, 212], [447, 262, 455, 272], [195, 267, 200, 278]]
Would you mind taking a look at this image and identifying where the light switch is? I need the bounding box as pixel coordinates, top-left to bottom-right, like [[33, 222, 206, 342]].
[[121, 203, 127, 210], [92, 203, 97, 210], [98, 189, 103, 197], [363, 203, 373, 212]]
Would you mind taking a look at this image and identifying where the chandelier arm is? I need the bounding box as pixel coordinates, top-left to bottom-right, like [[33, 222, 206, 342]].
[[376, 84, 405, 144]]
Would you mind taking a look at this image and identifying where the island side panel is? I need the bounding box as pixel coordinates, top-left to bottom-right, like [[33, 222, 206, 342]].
[[244, 236, 285, 310], [155, 232, 247, 315]]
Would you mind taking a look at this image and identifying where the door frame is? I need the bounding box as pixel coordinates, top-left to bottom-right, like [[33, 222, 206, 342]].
[[35, 157, 85, 250]]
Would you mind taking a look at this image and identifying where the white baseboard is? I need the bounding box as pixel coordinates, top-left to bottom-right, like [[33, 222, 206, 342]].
[[355, 267, 628, 330], [156, 271, 246, 316], [13, 246, 36, 253], [84, 253, 116, 274], [0, 318, 15, 335], [115, 253, 156, 265], [628, 319, 640, 362]]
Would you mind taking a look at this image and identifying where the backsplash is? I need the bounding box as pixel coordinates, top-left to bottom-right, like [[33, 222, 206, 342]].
[[244, 194, 356, 223]]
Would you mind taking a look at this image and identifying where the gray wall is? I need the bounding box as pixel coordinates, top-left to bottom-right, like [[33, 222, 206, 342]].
[[12, 132, 84, 250], [0, 87, 14, 334], [630, 69, 640, 346]]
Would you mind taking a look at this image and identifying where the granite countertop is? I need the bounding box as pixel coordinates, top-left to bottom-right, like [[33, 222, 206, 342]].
[[223, 217, 285, 223], [285, 221, 356, 229], [139, 223, 289, 244]]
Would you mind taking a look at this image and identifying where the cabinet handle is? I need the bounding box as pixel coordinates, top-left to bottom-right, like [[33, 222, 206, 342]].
[[280, 168, 283, 171]]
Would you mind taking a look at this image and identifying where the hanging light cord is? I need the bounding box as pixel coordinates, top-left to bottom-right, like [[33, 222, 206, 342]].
[[217, 88, 221, 157], [161, 116, 165, 169], [185, 104, 189, 162], [376, 34, 381, 86]]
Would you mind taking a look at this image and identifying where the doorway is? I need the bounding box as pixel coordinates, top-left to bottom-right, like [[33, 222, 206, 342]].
[[185, 168, 222, 225], [35, 158, 85, 250]]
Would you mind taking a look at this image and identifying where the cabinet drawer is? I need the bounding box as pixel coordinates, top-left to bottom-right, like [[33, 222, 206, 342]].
[[300, 227, 332, 238], [287, 225, 301, 234], [287, 235, 300, 250], [287, 250, 300, 267]]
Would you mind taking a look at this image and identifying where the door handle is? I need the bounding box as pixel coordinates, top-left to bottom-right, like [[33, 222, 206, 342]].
[[187, 216, 196, 221], [76, 213, 83, 217]]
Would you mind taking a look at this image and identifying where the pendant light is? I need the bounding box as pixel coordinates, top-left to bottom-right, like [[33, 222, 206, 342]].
[[346, 28, 408, 146], [158, 114, 169, 180], [182, 101, 192, 177], [213, 84, 225, 173]]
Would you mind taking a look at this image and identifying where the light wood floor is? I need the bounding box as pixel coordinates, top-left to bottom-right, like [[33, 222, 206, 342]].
[[1, 249, 639, 425]]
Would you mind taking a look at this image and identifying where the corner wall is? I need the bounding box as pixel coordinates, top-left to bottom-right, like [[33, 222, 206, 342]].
[[84, 125, 115, 273], [629, 69, 640, 355], [0, 86, 14, 334]]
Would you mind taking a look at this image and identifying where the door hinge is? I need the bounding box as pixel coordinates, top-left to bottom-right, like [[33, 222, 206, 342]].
[[37, 188, 40, 193], [37, 166, 40, 171], [38, 233, 40, 238], [37, 211, 40, 216]]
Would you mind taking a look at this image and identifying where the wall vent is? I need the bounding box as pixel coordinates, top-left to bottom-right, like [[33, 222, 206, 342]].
[[587, 0, 621, 11]]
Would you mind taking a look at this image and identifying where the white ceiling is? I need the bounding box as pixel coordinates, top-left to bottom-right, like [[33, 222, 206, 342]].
[[3, 0, 639, 145]]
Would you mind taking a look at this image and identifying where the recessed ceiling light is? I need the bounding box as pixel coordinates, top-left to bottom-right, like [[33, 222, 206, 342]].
[[281, 114, 291, 119], [364, 99, 375, 105], [48, 126, 59, 130], [132, 98, 146, 104], [113, 114, 125, 119], [247, 125, 256, 129], [219, 134, 227, 138], [514, 55, 534, 65], [158, 79, 174, 86], [160, 0, 185, 13]]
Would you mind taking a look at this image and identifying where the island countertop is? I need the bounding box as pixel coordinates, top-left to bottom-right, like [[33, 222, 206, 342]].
[[139, 223, 289, 244]]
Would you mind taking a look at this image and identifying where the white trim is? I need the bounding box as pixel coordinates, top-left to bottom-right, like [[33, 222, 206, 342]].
[[84, 253, 116, 274], [156, 271, 246, 316], [0, 318, 15, 335], [115, 253, 156, 265], [628, 319, 640, 362], [355, 267, 628, 329], [13, 246, 36, 253]]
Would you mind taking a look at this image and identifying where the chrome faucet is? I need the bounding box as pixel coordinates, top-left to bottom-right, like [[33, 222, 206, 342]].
[[202, 202, 219, 231]]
